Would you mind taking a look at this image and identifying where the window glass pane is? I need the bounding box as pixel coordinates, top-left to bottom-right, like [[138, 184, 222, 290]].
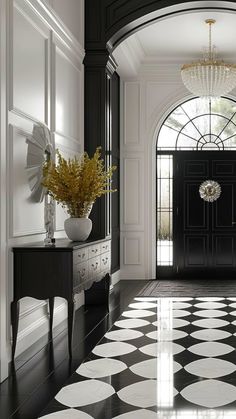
[[165, 106, 189, 130], [177, 134, 197, 149], [210, 115, 229, 136], [193, 115, 209, 136], [181, 97, 208, 118], [158, 125, 177, 149], [157, 156, 173, 266], [220, 121, 236, 141], [211, 97, 236, 119], [181, 122, 201, 140]]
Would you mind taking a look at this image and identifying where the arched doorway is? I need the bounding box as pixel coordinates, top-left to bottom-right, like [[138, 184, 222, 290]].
[[157, 96, 236, 278]]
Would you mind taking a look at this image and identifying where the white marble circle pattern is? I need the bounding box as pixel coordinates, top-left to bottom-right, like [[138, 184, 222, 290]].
[[55, 380, 115, 407], [190, 329, 231, 341], [180, 379, 236, 408], [154, 320, 188, 329], [229, 303, 236, 308], [130, 359, 157, 379], [105, 329, 143, 341], [172, 302, 191, 309], [185, 358, 236, 378], [92, 342, 136, 358], [115, 319, 150, 329], [117, 380, 178, 408], [188, 342, 234, 357], [194, 309, 227, 318], [170, 297, 193, 301], [146, 330, 187, 341], [172, 318, 190, 328], [122, 310, 155, 318], [194, 302, 226, 309], [129, 358, 182, 379], [112, 409, 159, 418], [39, 410, 94, 419], [152, 319, 190, 329], [134, 298, 158, 301], [227, 298, 236, 301], [229, 310, 236, 316], [172, 310, 190, 318], [76, 358, 127, 378], [192, 318, 229, 328], [139, 342, 185, 357], [196, 297, 225, 301], [129, 302, 157, 309]]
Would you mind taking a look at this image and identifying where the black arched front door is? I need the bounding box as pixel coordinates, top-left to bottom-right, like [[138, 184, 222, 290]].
[[156, 97, 236, 278]]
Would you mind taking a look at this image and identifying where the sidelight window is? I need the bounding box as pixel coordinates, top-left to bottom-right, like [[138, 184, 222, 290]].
[[157, 155, 173, 266]]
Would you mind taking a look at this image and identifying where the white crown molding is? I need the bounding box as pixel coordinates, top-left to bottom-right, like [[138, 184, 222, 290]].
[[25, 0, 84, 61]]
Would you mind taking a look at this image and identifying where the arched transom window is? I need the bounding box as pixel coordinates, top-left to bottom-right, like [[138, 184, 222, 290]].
[[157, 97, 236, 150]]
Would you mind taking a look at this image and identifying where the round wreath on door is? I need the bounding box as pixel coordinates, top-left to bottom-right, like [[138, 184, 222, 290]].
[[199, 180, 221, 202]]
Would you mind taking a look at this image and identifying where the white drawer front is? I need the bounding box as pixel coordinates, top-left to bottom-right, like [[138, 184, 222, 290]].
[[73, 247, 88, 264], [88, 256, 101, 278], [101, 241, 111, 254], [100, 252, 110, 271], [88, 244, 101, 259], [73, 261, 88, 287]]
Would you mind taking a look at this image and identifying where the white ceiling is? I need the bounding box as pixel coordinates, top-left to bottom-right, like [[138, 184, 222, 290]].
[[113, 10, 236, 77]]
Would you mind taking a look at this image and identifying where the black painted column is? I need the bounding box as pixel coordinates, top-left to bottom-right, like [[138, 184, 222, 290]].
[[84, 51, 117, 239]]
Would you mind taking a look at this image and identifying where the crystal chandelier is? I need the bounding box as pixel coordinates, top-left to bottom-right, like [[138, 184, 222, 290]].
[[181, 19, 236, 97]]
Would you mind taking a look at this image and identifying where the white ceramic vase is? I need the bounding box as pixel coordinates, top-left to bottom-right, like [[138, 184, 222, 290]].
[[64, 217, 92, 241]]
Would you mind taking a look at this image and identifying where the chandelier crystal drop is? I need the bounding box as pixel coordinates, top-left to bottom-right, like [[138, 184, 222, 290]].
[[181, 19, 236, 98]]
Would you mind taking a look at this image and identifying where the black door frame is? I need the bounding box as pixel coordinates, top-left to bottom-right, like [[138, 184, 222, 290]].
[[156, 150, 177, 279]]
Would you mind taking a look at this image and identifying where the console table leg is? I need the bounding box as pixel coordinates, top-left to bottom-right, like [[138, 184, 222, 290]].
[[48, 297, 54, 338], [67, 300, 74, 358], [11, 300, 19, 360]]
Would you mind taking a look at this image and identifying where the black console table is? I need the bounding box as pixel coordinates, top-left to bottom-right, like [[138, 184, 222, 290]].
[[11, 238, 111, 359]]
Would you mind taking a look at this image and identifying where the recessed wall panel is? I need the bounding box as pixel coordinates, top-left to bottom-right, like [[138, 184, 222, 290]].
[[124, 237, 141, 265], [55, 47, 81, 140], [124, 158, 140, 225], [12, 4, 47, 122], [124, 83, 140, 145], [10, 127, 45, 237]]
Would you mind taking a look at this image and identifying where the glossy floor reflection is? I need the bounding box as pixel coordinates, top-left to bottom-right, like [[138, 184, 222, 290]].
[[40, 297, 236, 418]]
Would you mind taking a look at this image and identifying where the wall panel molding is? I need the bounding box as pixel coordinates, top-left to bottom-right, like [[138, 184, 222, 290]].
[[9, 0, 50, 124], [122, 156, 144, 230], [0, 0, 85, 376], [124, 236, 141, 265], [124, 82, 140, 146]]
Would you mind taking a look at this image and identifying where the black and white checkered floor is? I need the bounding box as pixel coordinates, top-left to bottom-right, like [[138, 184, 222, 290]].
[[39, 297, 236, 418]]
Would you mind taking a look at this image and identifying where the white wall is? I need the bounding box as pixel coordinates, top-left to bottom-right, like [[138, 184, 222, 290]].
[[0, 0, 84, 381], [120, 65, 197, 280], [46, 0, 84, 46], [121, 65, 236, 280]]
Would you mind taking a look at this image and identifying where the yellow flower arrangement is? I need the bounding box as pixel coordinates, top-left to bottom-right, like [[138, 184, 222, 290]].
[[42, 147, 116, 218]]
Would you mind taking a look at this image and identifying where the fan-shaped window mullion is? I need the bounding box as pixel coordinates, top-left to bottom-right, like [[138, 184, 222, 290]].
[[157, 97, 236, 151]]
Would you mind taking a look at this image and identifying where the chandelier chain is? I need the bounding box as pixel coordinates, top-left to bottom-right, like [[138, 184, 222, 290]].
[[209, 21, 212, 60]]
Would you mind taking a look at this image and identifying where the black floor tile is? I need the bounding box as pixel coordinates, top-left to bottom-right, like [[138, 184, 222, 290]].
[[0, 280, 145, 419]]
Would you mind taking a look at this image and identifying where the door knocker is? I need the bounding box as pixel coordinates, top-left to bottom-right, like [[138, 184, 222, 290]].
[[199, 180, 221, 202]]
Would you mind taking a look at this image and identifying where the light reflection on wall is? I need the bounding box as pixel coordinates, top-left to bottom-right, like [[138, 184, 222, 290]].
[[157, 298, 174, 407]]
